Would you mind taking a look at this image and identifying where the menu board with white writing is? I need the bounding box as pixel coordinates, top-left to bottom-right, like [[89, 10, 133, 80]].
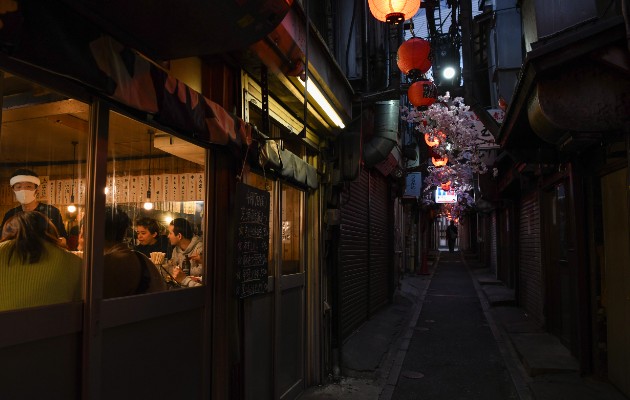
[[234, 182, 270, 298]]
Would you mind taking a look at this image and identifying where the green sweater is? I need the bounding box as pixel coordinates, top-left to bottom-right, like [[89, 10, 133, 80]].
[[0, 241, 82, 312]]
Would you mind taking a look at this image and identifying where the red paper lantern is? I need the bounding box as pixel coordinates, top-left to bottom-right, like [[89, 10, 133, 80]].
[[432, 156, 448, 167], [440, 181, 452, 191], [408, 80, 437, 109], [368, 0, 421, 24], [397, 37, 431, 75], [424, 133, 439, 147]]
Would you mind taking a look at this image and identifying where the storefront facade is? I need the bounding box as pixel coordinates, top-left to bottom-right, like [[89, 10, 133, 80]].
[[0, 2, 353, 399]]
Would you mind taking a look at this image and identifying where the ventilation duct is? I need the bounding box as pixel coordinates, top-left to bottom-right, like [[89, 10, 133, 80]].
[[363, 100, 399, 167]]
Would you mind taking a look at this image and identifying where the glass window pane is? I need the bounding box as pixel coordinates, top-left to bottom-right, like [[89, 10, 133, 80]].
[[281, 185, 303, 275], [104, 111, 206, 298], [0, 72, 88, 311]]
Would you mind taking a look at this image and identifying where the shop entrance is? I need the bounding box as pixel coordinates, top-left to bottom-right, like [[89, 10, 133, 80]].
[[543, 179, 578, 353]]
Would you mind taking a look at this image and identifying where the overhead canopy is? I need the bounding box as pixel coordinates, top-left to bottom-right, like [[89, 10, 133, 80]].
[[59, 0, 293, 60], [0, 1, 252, 148]]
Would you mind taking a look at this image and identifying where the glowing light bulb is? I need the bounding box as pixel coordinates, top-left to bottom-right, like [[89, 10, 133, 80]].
[[443, 67, 456, 79]]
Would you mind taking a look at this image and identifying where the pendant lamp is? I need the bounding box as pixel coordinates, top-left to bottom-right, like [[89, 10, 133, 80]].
[[397, 37, 431, 76], [67, 141, 78, 214], [143, 130, 154, 211], [408, 80, 437, 109], [368, 0, 421, 24]]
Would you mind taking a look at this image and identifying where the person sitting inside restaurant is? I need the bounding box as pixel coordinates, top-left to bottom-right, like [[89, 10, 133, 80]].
[[168, 218, 203, 287], [2, 168, 68, 247], [0, 211, 82, 312], [103, 207, 166, 298], [134, 217, 171, 259]]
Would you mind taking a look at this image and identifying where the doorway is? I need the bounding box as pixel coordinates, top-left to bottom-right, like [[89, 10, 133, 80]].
[[543, 180, 578, 353]]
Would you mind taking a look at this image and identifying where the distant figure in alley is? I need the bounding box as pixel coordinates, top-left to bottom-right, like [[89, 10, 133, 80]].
[[446, 220, 458, 253]]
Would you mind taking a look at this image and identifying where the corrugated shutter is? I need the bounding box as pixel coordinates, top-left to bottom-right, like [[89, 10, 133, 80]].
[[339, 169, 370, 340], [339, 169, 391, 340], [368, 171, 389, 314], [518, 192, 544, 326]]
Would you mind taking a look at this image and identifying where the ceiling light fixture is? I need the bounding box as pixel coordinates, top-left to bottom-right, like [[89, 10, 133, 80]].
[[297, 76, 345, 129]]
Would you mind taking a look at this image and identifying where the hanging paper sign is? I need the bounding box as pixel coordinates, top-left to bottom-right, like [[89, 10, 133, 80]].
[[234, 182, 270, 298], [163, 174, 172, 202], [153, 174, 164, 202], [54, 180, 64, 205], [36, 176, 50, 202], [195, 173, 204, 200], [404, 172, 422, 198], [129, 175, 140, 203], [77, 178, 87, 205], [170, 174, 180, 201]]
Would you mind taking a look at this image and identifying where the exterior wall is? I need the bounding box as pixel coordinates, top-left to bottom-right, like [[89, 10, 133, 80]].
[[600, 167, 630, 398], [521, 0, 598, 46]]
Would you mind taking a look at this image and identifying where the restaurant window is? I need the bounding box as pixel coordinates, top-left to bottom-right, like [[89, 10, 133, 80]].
[[0, 71, 89, 311], [103, 110, 206, 298]]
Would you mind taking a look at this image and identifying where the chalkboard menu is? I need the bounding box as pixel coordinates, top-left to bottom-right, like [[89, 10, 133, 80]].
[[234, 182, 270, 298]]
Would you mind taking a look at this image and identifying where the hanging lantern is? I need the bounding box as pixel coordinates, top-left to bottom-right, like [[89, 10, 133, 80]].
[[408, 80, 437, 109], [440, 181, 452, 191], [397, 37, 431, 77], [432, 156, 448, 167], [424, 133, 440, 147], [368, 0, 421, 24]]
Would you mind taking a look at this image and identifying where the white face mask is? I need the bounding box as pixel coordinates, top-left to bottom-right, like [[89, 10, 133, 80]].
[[14, 189, 36, 205]]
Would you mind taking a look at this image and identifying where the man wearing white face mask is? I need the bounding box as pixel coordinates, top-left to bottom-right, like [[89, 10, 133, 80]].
[[1, 169, 68, 247]]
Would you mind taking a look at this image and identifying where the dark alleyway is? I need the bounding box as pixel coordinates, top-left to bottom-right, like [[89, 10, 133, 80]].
[[390, 250, 518, 399], [299, 250, 628, 400]]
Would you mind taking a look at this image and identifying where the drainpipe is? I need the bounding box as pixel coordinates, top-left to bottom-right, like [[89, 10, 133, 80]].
[[363, 100, 400, 167]]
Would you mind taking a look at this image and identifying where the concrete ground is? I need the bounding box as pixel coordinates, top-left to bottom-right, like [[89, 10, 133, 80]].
[[298, 249, 629, 400]]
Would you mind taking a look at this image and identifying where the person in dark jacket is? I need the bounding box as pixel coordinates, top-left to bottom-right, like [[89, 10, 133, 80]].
[[2, 169, 68, 247], [446, 220, 458, 253], [134, 217, 171, 259], [102, 207, 166, 298]]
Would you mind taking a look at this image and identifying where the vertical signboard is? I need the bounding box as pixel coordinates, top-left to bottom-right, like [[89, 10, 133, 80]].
[[404, 172, 422, 198], [234, 182, 270, 298]]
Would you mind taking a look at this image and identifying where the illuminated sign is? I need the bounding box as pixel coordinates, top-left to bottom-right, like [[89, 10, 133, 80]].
[[435, 187, 457, 203]]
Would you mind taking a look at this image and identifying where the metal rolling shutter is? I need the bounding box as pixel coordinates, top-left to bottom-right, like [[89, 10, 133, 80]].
[[518, 193, 544, 326], [339, 169, 370, 340], [368, 171, 389, 314]]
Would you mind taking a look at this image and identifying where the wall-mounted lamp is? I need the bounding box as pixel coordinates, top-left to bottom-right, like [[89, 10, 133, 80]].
[[297, 76, 345, 129]]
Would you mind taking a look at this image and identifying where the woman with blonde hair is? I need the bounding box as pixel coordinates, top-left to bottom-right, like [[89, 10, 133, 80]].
[[0, 211, 82, 312]]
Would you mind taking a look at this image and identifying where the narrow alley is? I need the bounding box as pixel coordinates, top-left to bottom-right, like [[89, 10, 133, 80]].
[[389, 250, 517, 400], [299, 249, 628, 400]]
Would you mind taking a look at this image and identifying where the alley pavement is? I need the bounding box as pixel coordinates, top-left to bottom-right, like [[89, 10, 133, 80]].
[[299, 249, 629, 400]]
